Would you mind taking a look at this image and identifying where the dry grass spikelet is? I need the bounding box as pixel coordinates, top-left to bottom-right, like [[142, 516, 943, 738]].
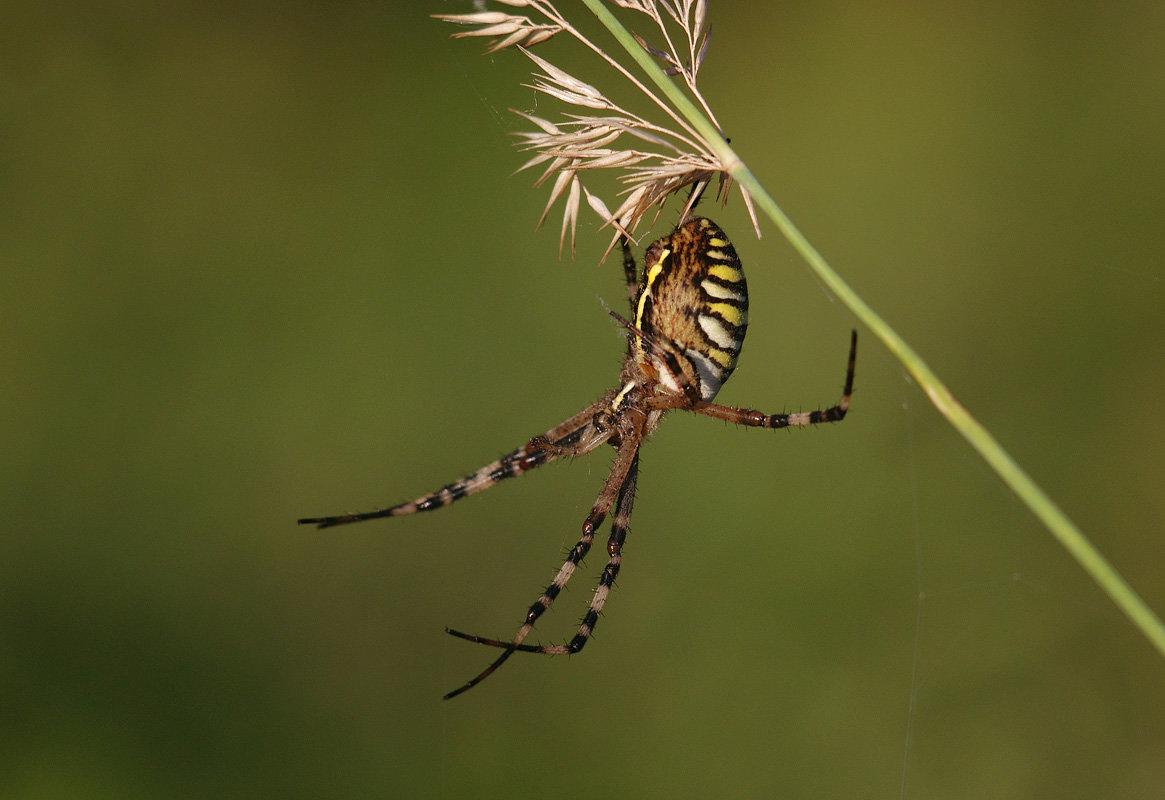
[[434, 0, 759, 258]]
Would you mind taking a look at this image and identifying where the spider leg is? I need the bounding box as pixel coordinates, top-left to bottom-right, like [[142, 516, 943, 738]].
[[692, 330, 857, 429], [543, 447, 638, 656], [446, 448, 639, 660], [299, 394, 615, 529], [442, 434, 642, 699], [621, 233, 639, 310], [677, 177, 709, 223]]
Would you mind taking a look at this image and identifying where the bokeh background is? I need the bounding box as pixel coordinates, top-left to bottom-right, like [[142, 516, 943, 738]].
[[3, 1, 1163, 797]]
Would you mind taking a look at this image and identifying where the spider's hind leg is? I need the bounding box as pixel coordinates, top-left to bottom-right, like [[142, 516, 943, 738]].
[[692, 330, 857, 429]]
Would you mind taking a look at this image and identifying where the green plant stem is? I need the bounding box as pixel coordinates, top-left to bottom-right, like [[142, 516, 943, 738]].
[[582, 0, 1165, 660]]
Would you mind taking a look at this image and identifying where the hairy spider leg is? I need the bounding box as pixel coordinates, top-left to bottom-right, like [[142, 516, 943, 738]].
[[693, 330, 857, 429], [446, 448, 639, 657], [443, 436, 642, 699], [621, 233, 639, 308], [298, 394, 616, 529]]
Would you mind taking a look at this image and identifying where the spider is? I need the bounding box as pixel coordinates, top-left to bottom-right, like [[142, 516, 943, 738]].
[[300, 217, 857, 699]]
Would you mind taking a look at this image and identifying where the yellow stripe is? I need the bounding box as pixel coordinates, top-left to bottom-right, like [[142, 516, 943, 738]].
[[707, 302, 747, 327], [706, 347, 735, 368], [646, 259, 666, 287], [708, 263, 743, 283], [708, 237, 728, 247], [634, 249, 670, 356], [635, 249, 669, 329], [612, 381, 636, 410]]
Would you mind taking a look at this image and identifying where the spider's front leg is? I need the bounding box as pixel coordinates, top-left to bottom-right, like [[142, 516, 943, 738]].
[[442, 437, 642, 699], [693, 330, 857, 429], [527, 407, 618, 459], [298, 394, 615, 529]]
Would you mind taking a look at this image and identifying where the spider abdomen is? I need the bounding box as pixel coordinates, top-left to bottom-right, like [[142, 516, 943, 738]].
[[634, 217, 749, 401]]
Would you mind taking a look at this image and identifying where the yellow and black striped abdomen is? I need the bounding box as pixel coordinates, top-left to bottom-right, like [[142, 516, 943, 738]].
[[634, 217, 749, 401]]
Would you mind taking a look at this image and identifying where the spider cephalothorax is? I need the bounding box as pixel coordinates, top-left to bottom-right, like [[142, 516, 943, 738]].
[[301, 217, 856, 698]]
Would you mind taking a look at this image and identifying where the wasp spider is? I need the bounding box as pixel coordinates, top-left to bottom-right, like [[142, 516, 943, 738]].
[[301, 217, 857, 699]]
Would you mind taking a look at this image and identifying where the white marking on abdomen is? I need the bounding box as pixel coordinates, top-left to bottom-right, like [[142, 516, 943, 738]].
[[698, 314, 736, 349], [700, 279, 745, 303], [684, 349, 725, 400]]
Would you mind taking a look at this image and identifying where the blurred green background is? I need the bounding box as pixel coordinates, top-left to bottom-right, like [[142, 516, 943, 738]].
[[3, 1, 1163, 797]]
